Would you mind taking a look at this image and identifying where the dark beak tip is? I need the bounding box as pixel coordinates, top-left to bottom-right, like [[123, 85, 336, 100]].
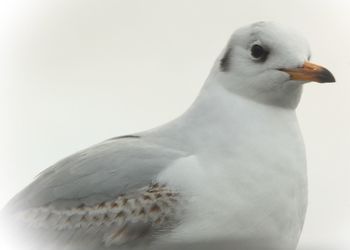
[[320, 68, 336, 83]]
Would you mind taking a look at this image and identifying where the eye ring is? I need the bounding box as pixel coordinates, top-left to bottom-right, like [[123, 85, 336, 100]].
[[250, 44, 269, 62]]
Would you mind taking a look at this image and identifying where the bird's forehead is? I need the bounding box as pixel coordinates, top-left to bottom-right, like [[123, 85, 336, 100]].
[[231, 22, 310, 54]]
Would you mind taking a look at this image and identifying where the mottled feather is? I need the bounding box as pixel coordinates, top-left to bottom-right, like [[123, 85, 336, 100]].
[[4, 137, 188, 249]]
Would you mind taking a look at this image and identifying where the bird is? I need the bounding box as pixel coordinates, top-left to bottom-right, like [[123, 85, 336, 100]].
[[2, 21, 335, 250]]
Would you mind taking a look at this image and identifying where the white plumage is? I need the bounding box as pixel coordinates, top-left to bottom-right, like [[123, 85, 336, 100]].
[[3, 21, 335, 250]]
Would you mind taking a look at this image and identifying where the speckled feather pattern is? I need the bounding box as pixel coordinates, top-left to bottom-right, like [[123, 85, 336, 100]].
[[13, 183, 182, 247]]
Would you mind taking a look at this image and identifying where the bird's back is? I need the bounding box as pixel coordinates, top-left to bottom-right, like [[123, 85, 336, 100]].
[[2, 135, 189, 250]]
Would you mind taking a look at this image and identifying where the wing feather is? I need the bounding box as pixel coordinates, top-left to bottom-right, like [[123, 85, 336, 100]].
[[3, 136, 188, 249], [7, 137, 187, 210]]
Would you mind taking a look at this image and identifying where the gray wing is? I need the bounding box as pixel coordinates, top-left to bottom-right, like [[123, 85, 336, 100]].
[[4, 136, 189, 250]]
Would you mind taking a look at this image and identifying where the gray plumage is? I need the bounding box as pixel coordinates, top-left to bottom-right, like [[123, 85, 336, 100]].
[[4, 136, 188, 250], [7, 136, 186, 210]]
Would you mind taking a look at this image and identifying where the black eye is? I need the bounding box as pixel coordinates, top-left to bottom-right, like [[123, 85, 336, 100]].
[[251, 44, 269, 62]]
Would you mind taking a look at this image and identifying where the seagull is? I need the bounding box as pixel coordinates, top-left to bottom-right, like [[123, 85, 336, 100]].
[[3, 21, 335, 250]]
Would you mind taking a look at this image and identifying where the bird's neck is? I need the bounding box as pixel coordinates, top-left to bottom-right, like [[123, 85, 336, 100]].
[[188, 84, 300, 142], [151, 83, 304, 155]]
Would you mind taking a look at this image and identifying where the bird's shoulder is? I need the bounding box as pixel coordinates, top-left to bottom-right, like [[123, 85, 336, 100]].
[[7, 134, 188, 211], [4, 135, 189, 249]]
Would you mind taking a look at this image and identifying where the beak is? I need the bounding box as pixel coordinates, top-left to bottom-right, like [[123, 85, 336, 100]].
[[279, 61, 336, 83]]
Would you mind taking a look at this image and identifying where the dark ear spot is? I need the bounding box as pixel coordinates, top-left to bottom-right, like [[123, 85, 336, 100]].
[[220, 48, 232, 72]]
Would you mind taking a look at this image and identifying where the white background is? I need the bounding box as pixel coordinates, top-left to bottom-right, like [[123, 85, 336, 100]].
[[0, 0, 349, 249]]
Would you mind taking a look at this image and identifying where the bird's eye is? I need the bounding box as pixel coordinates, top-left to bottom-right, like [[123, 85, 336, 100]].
[[251, 44, 269, 62]]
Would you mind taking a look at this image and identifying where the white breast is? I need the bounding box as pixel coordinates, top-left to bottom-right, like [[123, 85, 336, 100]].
[[157, 90, 307, 250]]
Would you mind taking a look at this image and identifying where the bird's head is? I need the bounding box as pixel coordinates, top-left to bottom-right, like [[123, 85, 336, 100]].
[[210, 21, 335, 109]]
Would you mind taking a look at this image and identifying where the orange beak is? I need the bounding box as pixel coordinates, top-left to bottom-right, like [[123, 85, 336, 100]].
[[279, 61, 335, 83]]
